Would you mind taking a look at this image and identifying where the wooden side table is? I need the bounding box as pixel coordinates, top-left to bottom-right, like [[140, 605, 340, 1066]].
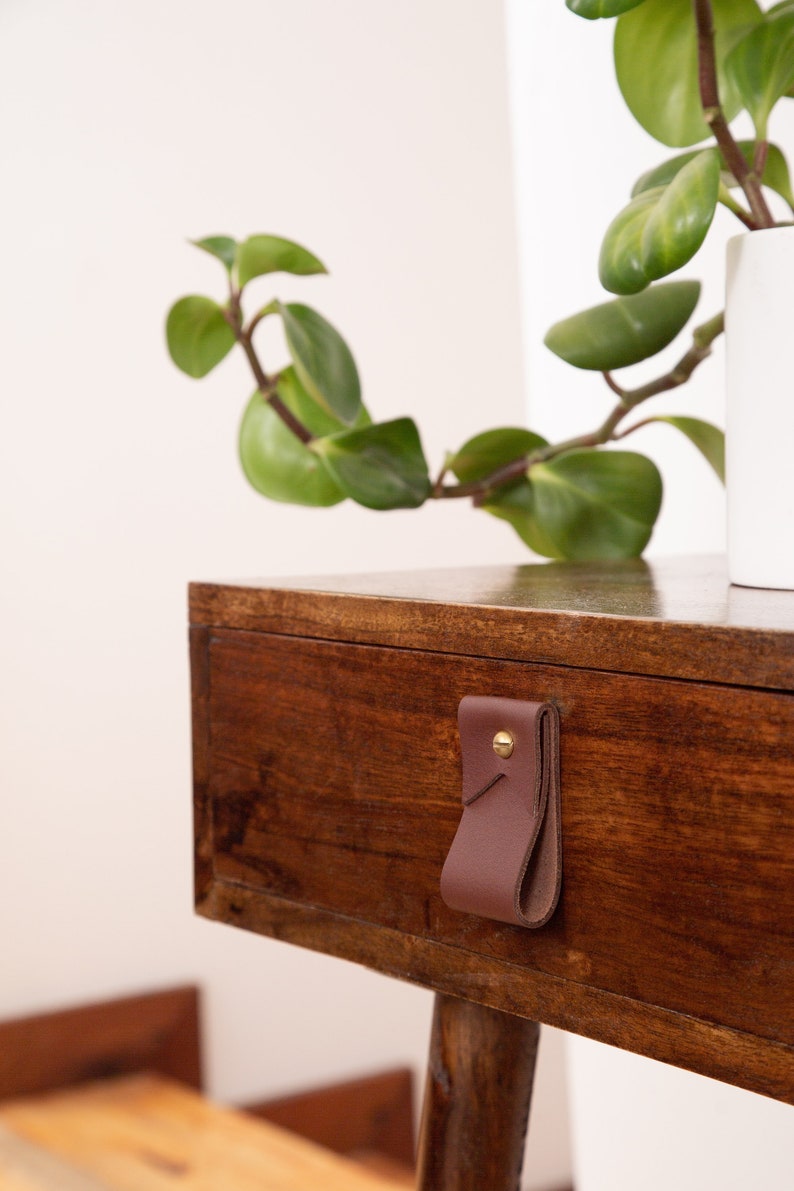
[[189, 556, 794, 1190]]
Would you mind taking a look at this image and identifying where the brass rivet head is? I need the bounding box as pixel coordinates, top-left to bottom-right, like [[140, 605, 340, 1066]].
[[492, 730, 514, 759]]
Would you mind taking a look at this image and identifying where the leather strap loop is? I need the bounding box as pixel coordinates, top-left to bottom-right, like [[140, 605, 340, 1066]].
[[440, 696, 562, 929]]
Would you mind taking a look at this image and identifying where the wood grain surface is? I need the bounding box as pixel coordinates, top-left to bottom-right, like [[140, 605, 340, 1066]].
[[189, 555, 794, 689], [190, 627, 213, 904], [0, 988, 201, 1101], [199, 882, 794, 1103], [247, 1067, 414, 1167], [0, 1075, 407, 1191], [416, 996, 539, 1191], [203, 631, 794, 1045], [189, 559, 794, 1105]]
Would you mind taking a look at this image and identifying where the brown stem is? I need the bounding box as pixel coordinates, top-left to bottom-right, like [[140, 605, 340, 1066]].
[[437, 311, 724, 503], [431, 459, 451, 498], [605, 311, 723, 407], [720, 193, 757, 231], [225, 294, 314, 446], [246, 308, 269, 338], [435, 454, 539, 501], [613, 416, 660, 440], [265, 389, 315, 445], [692, 0, 775, 228], [437, 403, 631, 503], [603, 372, 626, 400]]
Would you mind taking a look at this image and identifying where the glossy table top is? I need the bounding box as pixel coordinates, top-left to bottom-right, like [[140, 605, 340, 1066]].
[[190, 555, 794, 689]]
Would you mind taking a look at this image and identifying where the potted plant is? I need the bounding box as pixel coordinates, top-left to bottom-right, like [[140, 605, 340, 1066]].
[[166, 0, 794, 583]]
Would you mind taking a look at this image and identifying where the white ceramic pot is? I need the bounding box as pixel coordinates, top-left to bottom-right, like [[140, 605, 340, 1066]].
[[726, 227, 794, 589]]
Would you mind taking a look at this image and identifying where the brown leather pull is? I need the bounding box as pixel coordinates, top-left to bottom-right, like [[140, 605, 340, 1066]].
[[440, 696, 562, 928]]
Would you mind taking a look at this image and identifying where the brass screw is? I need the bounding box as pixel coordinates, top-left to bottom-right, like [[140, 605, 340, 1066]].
[[492, 729, 514, 759]]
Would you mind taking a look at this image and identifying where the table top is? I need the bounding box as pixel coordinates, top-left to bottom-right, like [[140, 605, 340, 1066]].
[[190, 554, 794, 688]]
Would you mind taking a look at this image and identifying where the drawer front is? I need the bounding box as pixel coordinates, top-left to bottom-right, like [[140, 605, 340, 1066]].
[[204, 629, 794, 1046]]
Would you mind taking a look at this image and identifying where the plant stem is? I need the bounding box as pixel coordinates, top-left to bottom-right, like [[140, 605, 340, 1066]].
[[718, 184, 756, 230], [437, 310, 725, 503], [613, 415, 664, 441], [437, 403, 631, 503], [605, 310, 724, 406], [431, 458, 451, 498], [226, 290, 315, 446], [692, 0, 775, 229]]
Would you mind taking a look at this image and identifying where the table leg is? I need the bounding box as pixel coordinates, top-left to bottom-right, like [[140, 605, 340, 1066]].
[[415, 993, 540, 1191]]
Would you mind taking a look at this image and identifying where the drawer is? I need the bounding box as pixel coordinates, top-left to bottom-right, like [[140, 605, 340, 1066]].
[[194, 625, 794, 1090]]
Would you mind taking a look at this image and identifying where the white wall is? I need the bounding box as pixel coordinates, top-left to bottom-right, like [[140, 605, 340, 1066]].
[[505, 4, 794, 1188], [0, 2, 571, 1187]]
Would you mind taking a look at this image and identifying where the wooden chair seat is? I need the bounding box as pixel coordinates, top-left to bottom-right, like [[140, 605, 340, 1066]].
[[0, 1073, 410, 1190]]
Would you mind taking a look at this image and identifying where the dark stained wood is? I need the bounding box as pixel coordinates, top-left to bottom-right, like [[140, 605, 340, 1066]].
[[416, 994, 539, 1191], [204, 630, 794, 1051], [189, 555, 794, 690], [198, 881, 794, 1104], [188, 551, 794, 1181], [245, 1067, 415, 1167], [0, 988, 202, 1101], [190, 626, 213, 903]]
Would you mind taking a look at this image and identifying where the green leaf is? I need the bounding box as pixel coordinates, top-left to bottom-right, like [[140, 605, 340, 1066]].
[[614, 0, 763, 147], [646, 415, 725, 482], [239, 376, 337, 507], [165, 295, 236, 379], [238, 368, 370, 507], [566, 0, 647, 17], [641, 150, 720, 284], [633, 151, 706, 195], [632, 141, 794, 208], [544, 280, 700, 371], [237, 235, 327, 287], [312, 418, 431, 510], [449, 428, 548, 484], [725, 12, 794, 138], [768, 0, 794, 68], [598, 188, 661, 294], [277, 301, 361, 426], [484, 450, 663, 560], [481, 479, 562, 559], [192, 236, 238, 272], [280, 364, 371, 435], [241, 391, 346, 506]]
